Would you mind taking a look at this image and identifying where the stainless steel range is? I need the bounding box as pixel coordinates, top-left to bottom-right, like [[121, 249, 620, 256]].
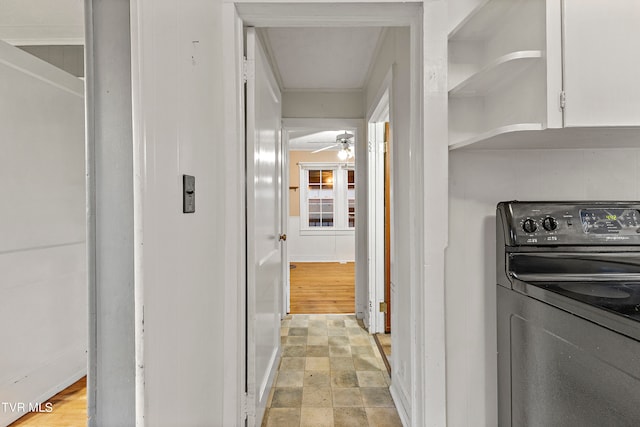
[[497, 201, 640, 426]]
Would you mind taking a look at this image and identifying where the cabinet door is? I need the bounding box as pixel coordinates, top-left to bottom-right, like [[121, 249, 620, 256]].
[[563, 0, 640, 127]]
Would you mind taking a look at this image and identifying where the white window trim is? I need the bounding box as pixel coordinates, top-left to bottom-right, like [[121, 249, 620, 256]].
[[299, 162, 355, 234]]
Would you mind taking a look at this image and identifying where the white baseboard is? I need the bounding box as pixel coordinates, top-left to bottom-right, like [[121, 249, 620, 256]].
[[390, 383, 411, 427], [289, 257, 355, 263]]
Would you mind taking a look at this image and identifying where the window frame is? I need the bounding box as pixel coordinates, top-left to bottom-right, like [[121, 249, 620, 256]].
[[299, 162, 355, 234]]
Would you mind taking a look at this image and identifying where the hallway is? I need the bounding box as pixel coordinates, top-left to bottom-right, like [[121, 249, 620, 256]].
[[262, 314, 401, 427]]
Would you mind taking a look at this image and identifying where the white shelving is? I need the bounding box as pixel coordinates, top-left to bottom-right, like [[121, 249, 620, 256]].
[[449, 123, 543, 150], [448, 0, 640, 150], [449, 50, 542, 97], [448, 0, 556, 150], [449, 0, 521, 41]]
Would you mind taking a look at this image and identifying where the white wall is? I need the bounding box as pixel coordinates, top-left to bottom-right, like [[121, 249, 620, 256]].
[[130, 0, 227, 425], [447, 147, 640, 427], [364, 26, 414, 422], [283, 90, 363, 118], [288, 217, 355, 262], [0, 40, 86, 425]]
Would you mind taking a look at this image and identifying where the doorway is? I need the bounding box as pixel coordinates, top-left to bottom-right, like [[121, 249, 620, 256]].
[[283, 121, 362, 315], [224, 3, 438, 426]]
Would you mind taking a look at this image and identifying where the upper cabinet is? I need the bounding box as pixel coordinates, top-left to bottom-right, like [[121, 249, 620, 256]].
[[563, 0, 640, 127], [448, 0, 640, 150]]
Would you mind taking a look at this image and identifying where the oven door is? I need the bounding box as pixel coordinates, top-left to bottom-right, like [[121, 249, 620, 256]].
[[497, 284, 640, 426]]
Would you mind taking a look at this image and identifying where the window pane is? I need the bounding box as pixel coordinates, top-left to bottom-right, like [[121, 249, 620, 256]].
[[347, 170, 356, 190], [309, 170, 320, 184], [322, 170, 333, 189], [309, 199, 321, 213], [348, 199, 355, 227]]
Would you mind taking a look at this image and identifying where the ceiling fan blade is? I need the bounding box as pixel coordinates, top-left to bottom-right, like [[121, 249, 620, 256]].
[[336, 132, 354, 141], [311, 144, 339, 154]]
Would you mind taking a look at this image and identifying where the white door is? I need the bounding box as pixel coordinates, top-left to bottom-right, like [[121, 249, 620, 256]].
[[246, 27, 283, 426], [563, 0, 640, 126]]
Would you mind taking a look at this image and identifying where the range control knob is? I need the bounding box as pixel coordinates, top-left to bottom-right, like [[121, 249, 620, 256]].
[[522, 219, 538, 233], [542, 217, 558, 231]]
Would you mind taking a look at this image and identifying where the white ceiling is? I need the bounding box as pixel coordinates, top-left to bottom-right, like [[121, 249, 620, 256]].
[[0, 0, 83, 45], [288, 130, 348, 151], [263, 27, 382, 91]]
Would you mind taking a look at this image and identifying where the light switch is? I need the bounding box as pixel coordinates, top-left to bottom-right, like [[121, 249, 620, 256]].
[[183, 175, 195, 213]]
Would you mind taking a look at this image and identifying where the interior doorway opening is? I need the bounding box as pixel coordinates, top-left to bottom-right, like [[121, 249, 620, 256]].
[[367, 80, 393, 374], [225, 3, 431, 425], [283, 122, 360, 315]]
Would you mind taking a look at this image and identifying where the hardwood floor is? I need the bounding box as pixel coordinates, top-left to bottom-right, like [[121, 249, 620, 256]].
[[9, 377, 86, 427], [290, 262, 355, 314]]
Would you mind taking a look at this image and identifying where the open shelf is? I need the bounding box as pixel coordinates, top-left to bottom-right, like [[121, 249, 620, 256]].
[[449, 0, 522, 41], [449, 123, 543, 150], [449, 126, 640, 150], [449, 50, 542, 96]]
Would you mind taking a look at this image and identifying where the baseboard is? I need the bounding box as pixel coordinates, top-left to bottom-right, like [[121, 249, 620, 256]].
[[390, 383, 411, 427], [254, 344, 282, 427], [0, 346, 86, 426], [289, 258, 355, 263]]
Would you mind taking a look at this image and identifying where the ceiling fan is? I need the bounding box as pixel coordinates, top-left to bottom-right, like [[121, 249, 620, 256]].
[[311, 132, 354, 160]]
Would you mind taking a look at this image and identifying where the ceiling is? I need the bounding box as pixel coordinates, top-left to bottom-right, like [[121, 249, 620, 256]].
[[263, 27, 383, 91], [0, 0, 83, 45], [0, 4, 383, 93], [288, 130, 351, 151]]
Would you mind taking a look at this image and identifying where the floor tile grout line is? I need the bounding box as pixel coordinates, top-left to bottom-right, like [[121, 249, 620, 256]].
[[263, 314, 402, 427]]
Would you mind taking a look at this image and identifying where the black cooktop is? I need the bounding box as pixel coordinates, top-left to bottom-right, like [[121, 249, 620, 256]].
[[531, 281, 640, 322]]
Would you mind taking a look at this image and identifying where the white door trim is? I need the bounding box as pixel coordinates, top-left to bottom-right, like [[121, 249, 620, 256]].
[[222, 3, 448, 427], [366, 69, 392, 335], [282, 118, 365, 318]]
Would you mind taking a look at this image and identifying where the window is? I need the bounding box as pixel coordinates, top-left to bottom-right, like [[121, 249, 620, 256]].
[[308, 169, 334, 227], [300, 163, 355, 232], [347, 169, 355, 228]]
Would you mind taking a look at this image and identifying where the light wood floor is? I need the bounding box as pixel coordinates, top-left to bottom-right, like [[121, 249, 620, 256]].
[[289, 262, 355, 314], [9, 377, 86, 427]]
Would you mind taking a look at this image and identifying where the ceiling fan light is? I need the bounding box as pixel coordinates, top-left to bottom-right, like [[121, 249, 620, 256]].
[[337, 149, 349, 161]]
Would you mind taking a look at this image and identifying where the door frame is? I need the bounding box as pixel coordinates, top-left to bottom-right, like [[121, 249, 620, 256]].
[[366, 69, 392, 335], [282, 117, 365, 317], [221, 2, 449, 426]]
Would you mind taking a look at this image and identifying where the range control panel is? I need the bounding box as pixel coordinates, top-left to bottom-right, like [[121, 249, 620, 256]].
[[498, 201, 640, 246]]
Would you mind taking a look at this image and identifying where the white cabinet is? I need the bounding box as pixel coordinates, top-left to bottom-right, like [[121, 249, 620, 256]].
[[563, 0, 640, 127], [448, 0, 640, 150]]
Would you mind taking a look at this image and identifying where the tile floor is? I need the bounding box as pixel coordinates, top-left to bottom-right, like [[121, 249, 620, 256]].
[[261, 314, 403, 427]]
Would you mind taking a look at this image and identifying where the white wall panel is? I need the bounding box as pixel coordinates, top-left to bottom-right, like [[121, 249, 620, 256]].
[[130, 0, 227, 425], [447, 147, 640, 427], [283, 90, 363, 119], [364, 26, 414, 421], [0, 40, 86, 426], [288, 216, 355, 262]]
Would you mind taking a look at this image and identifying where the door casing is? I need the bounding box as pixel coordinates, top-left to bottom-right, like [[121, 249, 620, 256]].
[[221, 2, 448, 427]]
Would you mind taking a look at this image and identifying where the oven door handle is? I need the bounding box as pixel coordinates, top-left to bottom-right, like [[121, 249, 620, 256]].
[[513, 272, 640, 282]]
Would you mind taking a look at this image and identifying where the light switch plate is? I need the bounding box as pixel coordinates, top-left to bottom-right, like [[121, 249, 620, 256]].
[[183, 175, 195, 213]]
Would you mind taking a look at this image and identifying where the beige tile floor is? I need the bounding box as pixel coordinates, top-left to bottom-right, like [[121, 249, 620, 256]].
[[261, 314, 403, 427]]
